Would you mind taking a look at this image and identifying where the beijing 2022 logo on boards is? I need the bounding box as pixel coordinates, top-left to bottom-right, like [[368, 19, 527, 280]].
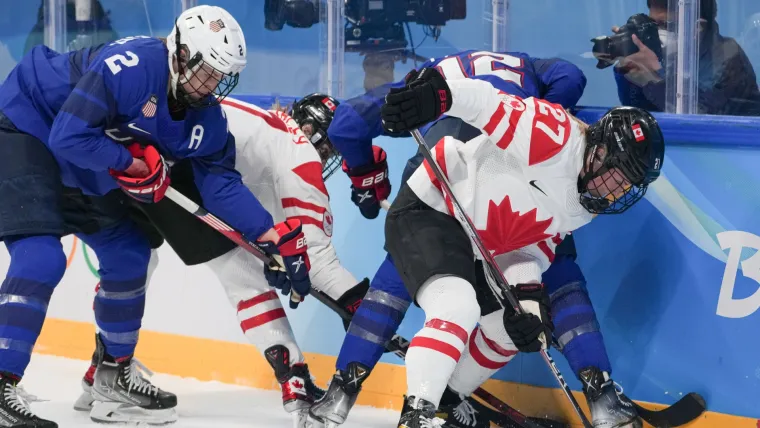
[[716, 231, 760, 319]]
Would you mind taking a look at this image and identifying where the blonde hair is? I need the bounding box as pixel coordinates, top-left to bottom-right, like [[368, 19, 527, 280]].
[[269, 97, 292, 113]]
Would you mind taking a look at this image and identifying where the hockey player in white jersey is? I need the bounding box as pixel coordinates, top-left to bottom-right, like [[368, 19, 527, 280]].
[[379, 68, 664, 428], [74, 94, 368, 427]]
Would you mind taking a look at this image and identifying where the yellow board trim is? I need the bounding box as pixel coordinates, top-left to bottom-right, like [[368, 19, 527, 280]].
[[35, 318, 754, 427]]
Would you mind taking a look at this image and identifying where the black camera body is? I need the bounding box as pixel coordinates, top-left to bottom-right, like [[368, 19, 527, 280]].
[[591, 13, 662, 69], [264, 0, 319, 31], [344, 0, 466, 52], [265, 0, 466, 53], [345, 0, 466, 28]]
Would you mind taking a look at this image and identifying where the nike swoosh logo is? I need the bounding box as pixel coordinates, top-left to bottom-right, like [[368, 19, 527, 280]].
[[529, 180, 547, 196], [127, 123, 151, 135]]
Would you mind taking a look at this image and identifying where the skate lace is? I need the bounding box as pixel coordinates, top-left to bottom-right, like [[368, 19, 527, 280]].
[[419, 414, 446, 428], [14, 385, 42, 403], [3, 383, 34, 417], [452, 399, 479, 426], [124, 359, 159, 396], [606, 380, 625, 397]]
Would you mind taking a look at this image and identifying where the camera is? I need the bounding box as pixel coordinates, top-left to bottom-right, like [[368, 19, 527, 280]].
[[591, 13, 662, 69], [344, 0, 466, 52], [264, 0, 466, 53], [264, 0, 319, 31]]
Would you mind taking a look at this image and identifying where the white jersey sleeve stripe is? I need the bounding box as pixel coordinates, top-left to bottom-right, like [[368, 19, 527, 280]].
[[421, 138, 456, 215]]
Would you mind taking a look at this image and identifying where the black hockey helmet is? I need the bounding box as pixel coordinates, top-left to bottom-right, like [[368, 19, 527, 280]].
[[290, 93, 342, 180], [578, 106, 664, 214]]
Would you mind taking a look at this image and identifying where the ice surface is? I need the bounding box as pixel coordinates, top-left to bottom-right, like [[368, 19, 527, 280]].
[[22, 354, 398, 427]]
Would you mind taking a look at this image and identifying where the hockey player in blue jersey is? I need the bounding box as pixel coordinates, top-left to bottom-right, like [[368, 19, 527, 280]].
[[0, 5, 313, 427], [309, 51, 642, 428]]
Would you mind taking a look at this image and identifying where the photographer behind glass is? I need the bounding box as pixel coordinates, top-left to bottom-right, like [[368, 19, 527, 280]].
[[592, 0, 760, 116]]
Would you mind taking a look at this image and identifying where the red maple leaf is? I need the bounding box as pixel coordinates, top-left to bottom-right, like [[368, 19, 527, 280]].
[[476, 196, 553, 256], [292, 379, 304, 389]]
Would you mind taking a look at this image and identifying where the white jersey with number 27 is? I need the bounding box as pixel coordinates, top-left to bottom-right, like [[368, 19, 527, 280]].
[[406, 78, 595, 286]]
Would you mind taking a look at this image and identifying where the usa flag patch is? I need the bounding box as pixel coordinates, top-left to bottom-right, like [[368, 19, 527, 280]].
[[632, 123, 645, 142], [209, 19, 225, 32], [141, 95, 157, 118]]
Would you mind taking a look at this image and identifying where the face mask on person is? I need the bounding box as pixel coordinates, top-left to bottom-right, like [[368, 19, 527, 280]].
[[658, 29, 677, 53]]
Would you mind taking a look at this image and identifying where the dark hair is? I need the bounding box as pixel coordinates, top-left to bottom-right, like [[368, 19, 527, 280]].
[[646, 0, 717, 22]]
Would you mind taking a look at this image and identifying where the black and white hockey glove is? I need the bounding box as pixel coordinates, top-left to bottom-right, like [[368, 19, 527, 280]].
[[502, 283, 554, 353], [381, 68, 452, 134]]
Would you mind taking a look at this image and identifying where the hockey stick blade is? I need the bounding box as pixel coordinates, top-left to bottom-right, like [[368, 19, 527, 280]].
[[632, 393, 706, 428], [164, 187, 565, 428]]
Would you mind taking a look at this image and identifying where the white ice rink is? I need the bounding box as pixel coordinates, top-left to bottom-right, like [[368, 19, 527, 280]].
[[21, 354, 398, 427]]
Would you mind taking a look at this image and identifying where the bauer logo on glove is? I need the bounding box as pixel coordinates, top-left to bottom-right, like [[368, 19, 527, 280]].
[[256, 219, 313, 309], [380, 67, 452, 134], [342, 145, 391, 220]]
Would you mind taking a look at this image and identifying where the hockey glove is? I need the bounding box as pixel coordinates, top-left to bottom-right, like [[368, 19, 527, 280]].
[[381, 67, 452, 134], [502, 283, 554, 353], [342, 146, 391, 219], [110, 143, 170, 204], [256, 219, 312, 309]]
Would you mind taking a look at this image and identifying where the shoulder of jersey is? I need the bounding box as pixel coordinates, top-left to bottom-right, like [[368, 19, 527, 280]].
[[91, 37, 169, 78]]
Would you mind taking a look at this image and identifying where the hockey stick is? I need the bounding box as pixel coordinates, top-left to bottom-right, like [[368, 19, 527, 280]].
[[163, 187, 304, 307], [381, 205, 702, 428], [629, 394, 706, 428], [407, 129, 594, 428], [164, 187, 562, 428]]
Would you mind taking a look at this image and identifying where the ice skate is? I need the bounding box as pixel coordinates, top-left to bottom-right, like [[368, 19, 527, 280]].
[[265, 345, 326, 428], [0, 374, 56, 428], [308, 362, 371, 427], [73, 339, 99, 412], [580, 367, 642, 428], [432, 386, 489, 428], [397, 395, 445, 428], [89, 349, 177, 425], [72, 362, 96, 412]]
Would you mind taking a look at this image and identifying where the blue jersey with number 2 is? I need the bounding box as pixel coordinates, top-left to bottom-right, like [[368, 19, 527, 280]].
[[0, 36, 274, 239]]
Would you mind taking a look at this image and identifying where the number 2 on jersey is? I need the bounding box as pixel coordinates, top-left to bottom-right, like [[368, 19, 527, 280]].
[[105, 51, 139, 75], [436, 51, 524, 88]]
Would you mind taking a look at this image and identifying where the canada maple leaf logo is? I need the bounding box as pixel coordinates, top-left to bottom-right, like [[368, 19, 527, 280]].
[[476, 196, 553, 256], [292, 379, 304, 389]]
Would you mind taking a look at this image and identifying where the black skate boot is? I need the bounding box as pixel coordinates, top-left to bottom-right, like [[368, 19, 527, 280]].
[[433, 386, 489, 428], [89, 336, 177, 425], [398, 396, 445, 428], [580, 367, 642, 428], [0, 374, 56, 428], [308, 362, 371, 427], [265, 345, 326, 428]]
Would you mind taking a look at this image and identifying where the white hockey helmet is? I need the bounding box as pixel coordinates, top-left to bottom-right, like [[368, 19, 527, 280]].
[[167, 5, 247, 109]]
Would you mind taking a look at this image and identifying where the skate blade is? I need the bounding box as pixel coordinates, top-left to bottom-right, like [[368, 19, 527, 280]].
[[294, 408, 333, 428], [73, 390, 95, 412], [90, 401, 178, 425], [304, 413, 329, 428], [307, 411, 344, 428]]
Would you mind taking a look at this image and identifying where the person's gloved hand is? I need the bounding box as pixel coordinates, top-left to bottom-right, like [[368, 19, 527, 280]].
[[503, 283, 554, 353], [343, 146, 391, 219], [381, 67, 452, 134], [256, 219, 312, 309]]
